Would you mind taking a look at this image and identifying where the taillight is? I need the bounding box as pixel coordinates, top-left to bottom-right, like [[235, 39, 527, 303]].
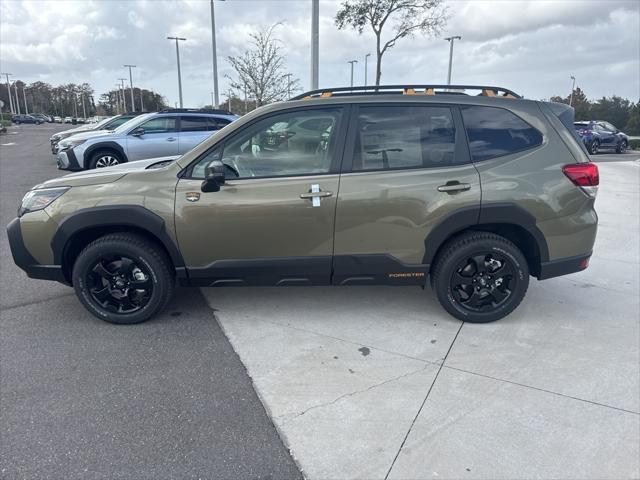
[[563, 162, 599, 198], [579, 128, 591, 136]]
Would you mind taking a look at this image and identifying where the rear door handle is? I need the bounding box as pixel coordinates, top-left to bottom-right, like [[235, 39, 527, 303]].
[[166, 137, 177, 142], [299, 191, 333, 199], [437, 182, 471, 193], [300, 184, 333, 207]]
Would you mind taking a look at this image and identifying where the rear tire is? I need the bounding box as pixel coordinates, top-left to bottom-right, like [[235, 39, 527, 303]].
[[431, 232, 529, 323], [72, 233, 174, 324], [589, 140, 599, 155], [89, 150, 124, 169]]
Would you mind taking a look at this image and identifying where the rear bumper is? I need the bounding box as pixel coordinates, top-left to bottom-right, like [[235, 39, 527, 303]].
[[6, 218, 68, 284], [537, 252, 591, 280]]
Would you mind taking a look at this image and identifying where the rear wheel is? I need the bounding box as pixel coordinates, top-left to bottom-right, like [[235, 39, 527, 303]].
[[431, 232, 529, 323], [589, 140, 599, 155], [72, 233, 174, 324], [89, 150, 124, 169]]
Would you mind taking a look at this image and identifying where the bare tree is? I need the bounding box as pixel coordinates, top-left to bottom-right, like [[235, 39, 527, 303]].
[[226, 24, 300, 106], [335, 0, 448, 86]]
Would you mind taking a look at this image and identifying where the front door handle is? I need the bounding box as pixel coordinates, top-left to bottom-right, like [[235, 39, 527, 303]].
[[299, 191, 333, 199], [300, 184, 333, 207], [166, 137, 177, 142], [437, 181, 471, 193]]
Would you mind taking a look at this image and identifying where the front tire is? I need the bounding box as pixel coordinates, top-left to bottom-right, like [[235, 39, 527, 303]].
[[72, 233, 174, 324], [616, 140, 627, 154], [89, 150, 124, 169], [431, 232, 529, 323]]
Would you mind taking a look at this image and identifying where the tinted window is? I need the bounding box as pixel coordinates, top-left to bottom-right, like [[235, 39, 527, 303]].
[[138, 117, 177, 134], [352, 106, 457, 171], [461, 106, 542, 161], [220, 108, 342, 179], [180, 116, 214, 132], [107, 116, 134, 129]]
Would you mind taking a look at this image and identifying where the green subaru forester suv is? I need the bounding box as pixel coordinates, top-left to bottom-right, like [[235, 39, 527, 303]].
[[8, 85, 599, 325]]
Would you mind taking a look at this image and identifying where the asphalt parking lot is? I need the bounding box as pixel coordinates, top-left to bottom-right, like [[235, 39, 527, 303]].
[[1, 124, 639, 479], [0, 125, 301, 479]]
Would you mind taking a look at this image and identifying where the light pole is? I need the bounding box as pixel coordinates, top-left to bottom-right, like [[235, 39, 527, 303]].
[[124, 64, 136, 112], [115, 83, 122, 113], [569, 75, 576, 106], [118, 78, 127, 111], [364, 53, 371, 86], [167, 37, 186, 108], [444, 36, 461, 85], [310, 0, 319, 90], [1, 73, 14, 114], [210, 0, 223, 108], [14, 83, 21, 114], [284, 73, 292, 99], [81, 92, 86, 119], [348, 60, 358, 88], [22, 85, 29, 114]]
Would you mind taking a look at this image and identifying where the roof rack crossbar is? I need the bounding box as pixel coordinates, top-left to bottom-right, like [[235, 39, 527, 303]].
[[291, 84, 522, 100], [158, 108, 234, 115]]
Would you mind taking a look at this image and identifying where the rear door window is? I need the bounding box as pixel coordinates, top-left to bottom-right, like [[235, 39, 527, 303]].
[[351, 105, 459, 171], [461, 106, 542, 161], [180, 116, 216, 132]]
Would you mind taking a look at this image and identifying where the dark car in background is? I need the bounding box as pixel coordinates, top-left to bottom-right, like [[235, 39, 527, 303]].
[[11, 114, 44, 125], [574, 120, 629, 154]]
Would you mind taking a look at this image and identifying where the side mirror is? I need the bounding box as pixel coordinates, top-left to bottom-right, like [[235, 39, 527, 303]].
[[131, 127, 145, 137], [201, 160, 225, 192]]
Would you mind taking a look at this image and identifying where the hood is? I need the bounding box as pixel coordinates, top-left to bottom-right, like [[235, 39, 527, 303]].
[[34, 156, 180, 189], [60, 129, 115, 143], [52, 124, 94, 139]]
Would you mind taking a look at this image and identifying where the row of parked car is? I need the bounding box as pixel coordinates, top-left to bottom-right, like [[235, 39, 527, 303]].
[[11, 113, 109, 125], [51, 109, 238, 170]]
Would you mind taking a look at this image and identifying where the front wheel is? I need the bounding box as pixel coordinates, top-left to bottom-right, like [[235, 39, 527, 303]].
[[431, 232, 529, 323], [616, 140, 627, 154], [589, 140, 599, 155], [72, 233, 174, 324], [89, 150, 124, 169]]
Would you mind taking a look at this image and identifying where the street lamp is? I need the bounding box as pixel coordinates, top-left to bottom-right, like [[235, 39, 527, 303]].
[[444, 36, 461, 85], [14, 83, 21, 114], [210, 0, 225, 108], [22, 84, 29, 115], [124, 64, 137, 112], [348, 60, 358, 88], [167, 37, 186, 108], [283, 73, 292, 100], [1, 73, 14, 114], [310, 0, 319, 90], [118, 78, 127, 112], [364, 53, 371, 87], [569, 75, 576, 106]]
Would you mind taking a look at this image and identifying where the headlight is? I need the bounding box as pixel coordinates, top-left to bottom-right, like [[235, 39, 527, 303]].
[[58, 138, 86, 151], [18, 187, 70, 217]]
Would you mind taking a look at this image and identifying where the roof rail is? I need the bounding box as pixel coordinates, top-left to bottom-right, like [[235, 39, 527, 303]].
[[158, 108, 233, 115], [292, 85, 522, 100]]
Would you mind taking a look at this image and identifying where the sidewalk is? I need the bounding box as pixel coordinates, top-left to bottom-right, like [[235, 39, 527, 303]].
[[202, 160, 640, 479]]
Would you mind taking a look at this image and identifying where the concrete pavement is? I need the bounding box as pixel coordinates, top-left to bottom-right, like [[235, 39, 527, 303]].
[[201, 158, 640, 479]]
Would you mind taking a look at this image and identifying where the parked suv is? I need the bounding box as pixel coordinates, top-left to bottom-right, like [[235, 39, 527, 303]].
[[50, 113, 143, 154], [8, 85, 599, 325], [574, 120, 629, 154], [56, 109, 238, 170]]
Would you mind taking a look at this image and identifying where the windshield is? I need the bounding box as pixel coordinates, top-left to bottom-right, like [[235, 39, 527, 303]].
[[113, 113, 154, 134], [93, 116, 115, 129]]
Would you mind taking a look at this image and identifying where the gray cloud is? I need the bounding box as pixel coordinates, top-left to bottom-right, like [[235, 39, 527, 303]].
[[1, 0, 638, 107]]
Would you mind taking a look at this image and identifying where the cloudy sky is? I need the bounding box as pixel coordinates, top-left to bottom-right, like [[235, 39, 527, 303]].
[[1, 0, 638, 107]]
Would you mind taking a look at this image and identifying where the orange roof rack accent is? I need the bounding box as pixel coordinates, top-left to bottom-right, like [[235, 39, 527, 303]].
[[482, 89, 496, 97], [426, 88, 435, 95], [404, 88, 416, 95], [320, 92, 332, 98]]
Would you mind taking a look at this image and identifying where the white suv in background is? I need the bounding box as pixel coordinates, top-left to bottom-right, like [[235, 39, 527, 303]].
[[56, 109, 238, 170]]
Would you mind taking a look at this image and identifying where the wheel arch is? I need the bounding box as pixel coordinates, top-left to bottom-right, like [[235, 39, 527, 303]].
[[51, 205, 185, 283], [84, 141, 128, 167], [424, 203, 549, 278]]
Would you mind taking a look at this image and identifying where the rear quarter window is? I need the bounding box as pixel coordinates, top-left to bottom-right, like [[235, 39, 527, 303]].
[[461, 106, 543, 162]]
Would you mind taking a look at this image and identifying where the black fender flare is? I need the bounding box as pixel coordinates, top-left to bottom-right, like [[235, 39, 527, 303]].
[[84, 141, 128, 166], [51, 205, 185, 268], [422, 203, 549, 266]]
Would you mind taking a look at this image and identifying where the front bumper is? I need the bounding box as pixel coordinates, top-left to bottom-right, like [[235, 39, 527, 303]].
[[56, 149, 82, 171], [6, 217, 68, 284]]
